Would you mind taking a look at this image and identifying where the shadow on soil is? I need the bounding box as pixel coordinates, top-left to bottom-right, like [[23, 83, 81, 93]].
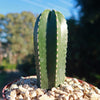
[[0, 70, 25, 98]]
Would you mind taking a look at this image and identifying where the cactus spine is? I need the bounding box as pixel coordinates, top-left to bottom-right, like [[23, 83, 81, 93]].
[[34, 9, 68, 89]]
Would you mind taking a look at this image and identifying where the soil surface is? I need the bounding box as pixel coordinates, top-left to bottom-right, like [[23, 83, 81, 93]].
[[3, 76, 100, 100]]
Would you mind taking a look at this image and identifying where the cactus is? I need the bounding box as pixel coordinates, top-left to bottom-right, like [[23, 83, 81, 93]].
[[34, 9, 68, 89]]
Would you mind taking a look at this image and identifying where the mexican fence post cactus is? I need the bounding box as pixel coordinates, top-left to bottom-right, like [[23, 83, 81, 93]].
[[34, 9, 68, 89]]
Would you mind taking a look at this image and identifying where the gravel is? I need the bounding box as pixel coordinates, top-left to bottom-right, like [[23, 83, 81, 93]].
[[3, 76, 100, 100]]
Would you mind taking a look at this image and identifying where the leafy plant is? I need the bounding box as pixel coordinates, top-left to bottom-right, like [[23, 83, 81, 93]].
[[0, 60, 16, 70], [34, 9, 68, 89]]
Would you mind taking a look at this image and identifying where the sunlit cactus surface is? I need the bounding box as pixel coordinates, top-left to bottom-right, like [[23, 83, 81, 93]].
[[34, 9, 68, 89]]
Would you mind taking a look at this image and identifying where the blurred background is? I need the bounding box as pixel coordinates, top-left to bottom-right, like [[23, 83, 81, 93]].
[[0, 0, 100, 98]]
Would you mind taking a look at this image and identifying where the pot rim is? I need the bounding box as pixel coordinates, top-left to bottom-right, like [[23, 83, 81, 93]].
[[2, 76, 94, 100], [2, 79, 19, 100]]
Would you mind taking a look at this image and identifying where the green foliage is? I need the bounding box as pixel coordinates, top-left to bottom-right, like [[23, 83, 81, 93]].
[[0, 14, 5, 20], [2, 12, 36, 64], [17, 55, 36, 75], [0, 12, 37, 77], [67, 0, 100, 88], [76, 0, 100, 23], [0, 60, 16, 70], [34, 9, 68, 89]]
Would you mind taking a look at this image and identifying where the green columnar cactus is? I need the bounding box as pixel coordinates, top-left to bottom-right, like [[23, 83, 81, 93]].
[[34, 9, 68, 89]]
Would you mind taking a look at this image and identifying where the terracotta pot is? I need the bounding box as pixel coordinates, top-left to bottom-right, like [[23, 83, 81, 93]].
[[2, 77, 94, 100]]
